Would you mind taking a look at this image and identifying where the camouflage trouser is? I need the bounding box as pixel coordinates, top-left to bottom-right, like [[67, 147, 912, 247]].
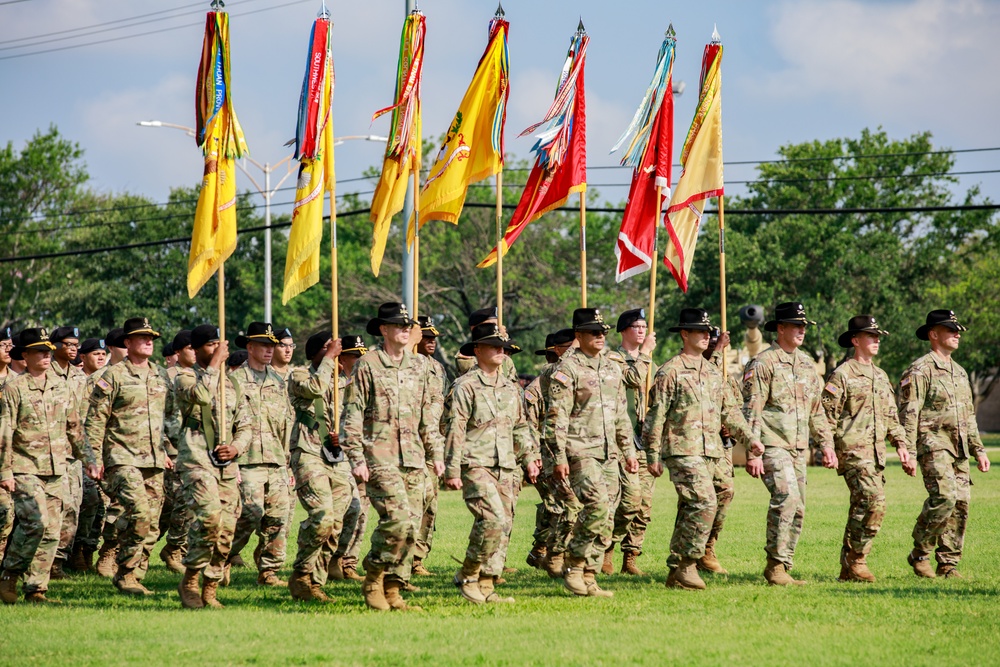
[[665, 456, 718, 567], [568, 457, 621, 570], [336, 476, 369, 571], [232, 464, 289, 573], [160, 464, 190, 553], [707, 448, 735, 547], [180, 466, 241, 581], [461, 466, 516, 576], [611, 461, 641, 551], [413, 462, 438, 561], [278, 465, 297, 550], [537, 466, 582, 556], [1, 474, 63, 594], [74, 473, 105, 552], [615, 461, 657, 555], [105, 466, 164, 573], [100, 486, 123, 551], [365, 466, 425, 582], [0, 484, 15, 558], [840, 461, 886, 558], [56, 459, 84, 561], [913, 450, 971, 566], [291, 452, 352, 586], [761, 447, 807, 569], [532, 472, 554, 550]]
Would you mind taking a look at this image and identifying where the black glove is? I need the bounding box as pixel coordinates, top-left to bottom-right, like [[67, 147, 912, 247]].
[[321, 433, 345, 465]]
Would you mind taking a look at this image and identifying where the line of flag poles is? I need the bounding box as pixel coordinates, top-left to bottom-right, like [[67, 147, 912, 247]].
[[184, 0, 728, 437]]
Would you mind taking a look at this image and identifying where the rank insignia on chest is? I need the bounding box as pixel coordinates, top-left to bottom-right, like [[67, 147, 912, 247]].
[[552, 371, 570, 386], [824, 382, 840, 396]]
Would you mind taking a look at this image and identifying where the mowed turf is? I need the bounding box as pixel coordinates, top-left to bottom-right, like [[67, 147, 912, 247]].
[[2, 452, 999, 667]]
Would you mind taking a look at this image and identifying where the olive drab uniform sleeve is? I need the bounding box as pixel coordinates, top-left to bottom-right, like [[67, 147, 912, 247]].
[[289, 357, 336, 458], [173, 365, 251, 478], [897, 352, 985, 461]]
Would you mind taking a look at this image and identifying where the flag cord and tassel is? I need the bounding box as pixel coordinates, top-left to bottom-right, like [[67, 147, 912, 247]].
[[495, 171, 504, 327], [718, 194, 727, 378], [579, 191, 587, 307]]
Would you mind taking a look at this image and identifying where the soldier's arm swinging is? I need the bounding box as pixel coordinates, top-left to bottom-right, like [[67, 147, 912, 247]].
[[443, 381, 472, 490]]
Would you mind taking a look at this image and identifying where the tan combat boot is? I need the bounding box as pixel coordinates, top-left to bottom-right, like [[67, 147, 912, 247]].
[[0, 571, 19, 605], [480, 574, 515, 603], [668, 558, 706, 590], [257, 570, 288, 587], [583, 569, 614, 598], [362, 559, 390, 611], [907, 551, 936, 578], [563, 556, 589, 596], [159, 546, 185, 575], [384, 577, 421, 611], [288, 570, 316, 601], [328, 556, 345, 581], [698, 542, 728, 574], [454, 558, 486, 604], [545, 552, 565, 579], [342, 565, 364, 581], [764, 558, 805, 586], [601, 547, 614, 575], [526, 544, 547, 569], [24, 591, 60, 604], [201, 578, 224, 608], [114, 568, 152, 596], [49, 559, 67, 580], [95, 544, 118, 578], [936, 564, 962, 579], [70, 544, 88, 573], [81, 547, 96, 573], [621, 551, 645, 576], [842, 551, 876, 583], [178, 568, 204, 609], [412, 557, 433, 576], [403, 580, 422, 592], [220, 563, 232, 587]]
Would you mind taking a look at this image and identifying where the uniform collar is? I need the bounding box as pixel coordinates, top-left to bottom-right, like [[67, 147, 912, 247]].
[[929, 350, 953, 370], [678, 354, 704, 370]]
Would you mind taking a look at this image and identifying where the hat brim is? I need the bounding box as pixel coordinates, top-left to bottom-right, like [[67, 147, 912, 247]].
[[366, 317, 417, 336], [668, 324, 713, 333], [459, 337, 516, 358], [342, 346, 368, 356], [916, 321, 966, 341], [124, 328, 161, 340], [763, 318, 817, 332], [574, 323, 610, 333], [838, 328, 889, 348], [236, 334, 279, 349], [12, 341, 56, 360], [421, 328, 440, 338]]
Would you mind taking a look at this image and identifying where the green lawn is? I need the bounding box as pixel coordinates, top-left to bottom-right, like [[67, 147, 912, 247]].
[[2, 453, 999, 666]]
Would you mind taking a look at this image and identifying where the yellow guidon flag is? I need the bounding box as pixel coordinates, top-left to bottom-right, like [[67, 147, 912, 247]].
[[409, 14, 509, 245], [283, 17, 336, 304], [369, 11, 425, 277], [188, 11, 248, 299], [663, 34, 724, 293]]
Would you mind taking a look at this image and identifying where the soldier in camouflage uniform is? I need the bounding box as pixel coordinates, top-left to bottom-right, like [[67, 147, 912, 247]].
[[0, 328, 98, 604], [607, 308, 658, 576], [445, 324, 540, 604], [823, 316, 914, 583], [94, 327, 127, 578], [342, 302, 444, 612], [413, 315, 447, 577], [329, 335, 369, 583], [0, 327, 15, 558], [899, 310, 990, 578], [158, 330, 194, 574], [85, 318, 173, 595], [544, 308, 637, 598], [174, 324, 252, 609], [454, 307, 519, 381], [524, 329, 579, 578], [286, 330, 349, 602], [744, 302, 836, 586], [644, 309, 760, 590], [228, 323, 291, 587], [49, 326, 87, 580], [268, 326, 299, 562], [71, 337, 108, 572]]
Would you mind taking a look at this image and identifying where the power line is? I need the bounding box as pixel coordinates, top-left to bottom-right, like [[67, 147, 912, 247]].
[[0, 0, 313, 61], [3, 202, 997, 265]]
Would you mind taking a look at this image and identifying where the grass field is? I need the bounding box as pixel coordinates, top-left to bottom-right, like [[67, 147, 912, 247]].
[[2, 451, 999, 666]]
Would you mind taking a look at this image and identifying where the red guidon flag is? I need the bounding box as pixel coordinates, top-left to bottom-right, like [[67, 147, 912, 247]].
[[663, 34, 723, 292]]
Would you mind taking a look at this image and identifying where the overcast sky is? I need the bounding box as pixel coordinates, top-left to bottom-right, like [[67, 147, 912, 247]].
[[2, 0, 998, 214]]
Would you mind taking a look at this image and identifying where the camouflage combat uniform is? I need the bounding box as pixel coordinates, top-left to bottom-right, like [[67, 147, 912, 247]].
[[414, 354, 448, 567], [897, 351, 986, 567], [158, 365, 189, 558], [544, 347, 634, 571], [0, 368, 16, 556], [73, 371, 110, 560], [229, 363, 291, 576], [706, 371, 742, 551], [271, 364, 299, 557], [85, 359, 172, 579], [610, 347, 657, 559], [288, 357, 353, 586], [446, 367, 537, 575], [342, 346, 444, 583], [643, 353, 754, 568], [173, 365, 251, 581], [823, 359, 908, 563], [743, 344, 833, 569], [0, 369, 93, 596], [334, 373, 368, 572], [525, 366, 581, 558], [52, 361, 87, 567]]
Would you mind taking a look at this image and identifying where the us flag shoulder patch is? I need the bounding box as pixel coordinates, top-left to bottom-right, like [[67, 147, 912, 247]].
[[824, 382, 840, 396], [552, 371, 570, 386], [743, 367, 755, 382], [95, 378, 112, 392], [900, 376, 911, 387]]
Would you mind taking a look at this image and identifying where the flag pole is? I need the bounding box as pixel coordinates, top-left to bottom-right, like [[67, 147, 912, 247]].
[[496, 171, 504, 327], [718, 194, 728, 378], [412, 146, 422, 321], [645, 186, 662, 401], [579, 191, 587, 307], [330, 188, 341, 424], [217, 263, 227, 445]]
